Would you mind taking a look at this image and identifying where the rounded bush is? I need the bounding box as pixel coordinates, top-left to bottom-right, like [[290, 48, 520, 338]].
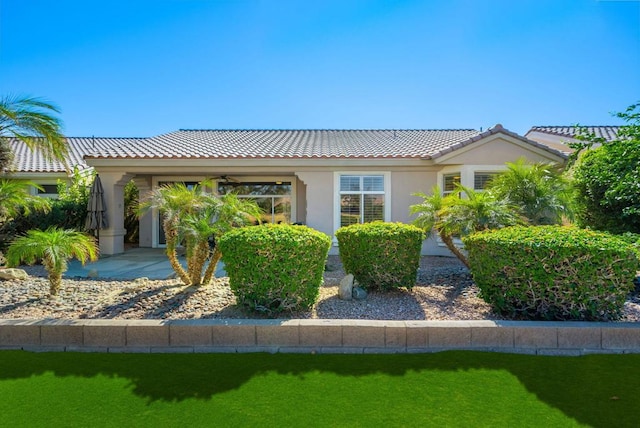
[[335, 222, 425, 291], [462, 226, 639, 321], [217, 224, 331, 315]]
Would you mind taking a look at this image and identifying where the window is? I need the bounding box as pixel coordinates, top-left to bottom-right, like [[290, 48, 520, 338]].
[[218, 182, 292, 224], [474, 172, 498, 190], [442, 173, 460, 196], [37, 184, 59, 195], [338, 175, 386, 227]]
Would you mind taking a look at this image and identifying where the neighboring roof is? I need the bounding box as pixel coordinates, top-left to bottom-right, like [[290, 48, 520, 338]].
[[526, 126, 620, 142], [85, 127, 565, 161], [8, 137, 146, 173]]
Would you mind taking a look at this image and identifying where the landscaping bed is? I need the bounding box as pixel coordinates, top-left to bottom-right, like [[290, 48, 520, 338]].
[[1, 256, 639, 321]]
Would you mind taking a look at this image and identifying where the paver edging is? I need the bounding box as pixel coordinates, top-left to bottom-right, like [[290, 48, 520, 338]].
[[0, 319, 638, 354]]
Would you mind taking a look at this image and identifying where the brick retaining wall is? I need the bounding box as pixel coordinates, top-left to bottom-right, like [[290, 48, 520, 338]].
[[1, 319, 639, 355]]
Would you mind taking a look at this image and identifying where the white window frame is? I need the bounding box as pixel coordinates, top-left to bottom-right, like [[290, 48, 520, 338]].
[[435, 165, 507, 247], [32, 182, 60, 199], [473, 171, 499, 191], [442, 172, 461, 196], [333, 172, 391, 237]]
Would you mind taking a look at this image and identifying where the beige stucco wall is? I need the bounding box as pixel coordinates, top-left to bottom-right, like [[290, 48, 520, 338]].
[[295, 171, 334, 239], [438, 136, 563, 165], [389, 170, 446, 256]]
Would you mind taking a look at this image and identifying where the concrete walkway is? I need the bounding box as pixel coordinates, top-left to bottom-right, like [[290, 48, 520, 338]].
[[65, 247, 226, 280]]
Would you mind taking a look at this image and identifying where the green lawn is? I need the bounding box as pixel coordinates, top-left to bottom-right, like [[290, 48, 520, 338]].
[[0, 350, 637, 427]]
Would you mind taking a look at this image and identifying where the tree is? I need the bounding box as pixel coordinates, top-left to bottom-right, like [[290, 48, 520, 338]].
[[0, 179, 50, 228], [572, 103, 640, 234], [6, 227, 98, 296], [139, 182, 263, 286], [487, 158, 574, 225], [0, 94, 67, 172], [410, 185, 521, 268]]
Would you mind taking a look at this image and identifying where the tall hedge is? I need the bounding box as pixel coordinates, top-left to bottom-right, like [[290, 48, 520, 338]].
[[463, 226, 638, 321], [572, 139, 640, 234], [335, 222, 425, 290], [218, 224, 331, 315]]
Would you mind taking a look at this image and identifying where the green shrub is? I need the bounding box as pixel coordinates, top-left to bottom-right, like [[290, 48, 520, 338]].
[[335, 222, 425, 291], [0, 199, 87, 251], [218, 224, 331, 315], [463, 226, 639, 321]]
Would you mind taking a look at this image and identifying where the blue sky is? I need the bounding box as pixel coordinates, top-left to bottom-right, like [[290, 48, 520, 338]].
[[1, 0, 638, 137]]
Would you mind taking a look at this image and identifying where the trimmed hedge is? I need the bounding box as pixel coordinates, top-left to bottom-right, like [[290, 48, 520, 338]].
[[217, 224, 331, 315], [335, 222, 425, 291], [463, 226, 639, 321]]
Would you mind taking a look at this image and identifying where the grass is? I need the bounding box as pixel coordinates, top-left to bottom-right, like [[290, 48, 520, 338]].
[[0, 350, 638, 427]]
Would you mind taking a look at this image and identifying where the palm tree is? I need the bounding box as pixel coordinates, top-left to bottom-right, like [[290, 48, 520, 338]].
[[488, 158, 574, 225], [139, 182, 263, 286], [5, 227, 98, 296], [193, 193, 263, 285], [411, 185, 521, 268], [0, 179, 50, 226], [139, 182, 202, 285], [0, 95, 67, 172]]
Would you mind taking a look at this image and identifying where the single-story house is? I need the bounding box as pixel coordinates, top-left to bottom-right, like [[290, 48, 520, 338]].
[[71, 124, 564, 256], [525, 126, 620, 154]]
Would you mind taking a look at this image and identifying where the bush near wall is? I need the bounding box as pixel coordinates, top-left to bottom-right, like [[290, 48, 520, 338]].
[[335, 222, 425, 291], [218, 224, 331, 315], [463, 226, 639, 321], [0, 199, 87, 251]]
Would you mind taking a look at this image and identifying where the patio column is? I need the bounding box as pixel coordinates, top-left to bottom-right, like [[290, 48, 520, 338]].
[[132, 176, 152, 248], [99, 172, 133, 255], [295, 171, 334, 238]]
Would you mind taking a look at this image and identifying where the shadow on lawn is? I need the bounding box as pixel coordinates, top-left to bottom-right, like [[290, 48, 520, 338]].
[[0, 350, 637, 427]]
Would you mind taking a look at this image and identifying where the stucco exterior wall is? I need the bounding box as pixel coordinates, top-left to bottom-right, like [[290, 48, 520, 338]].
[[388, 170, 446, 255], [294, 171, 334, 238], [439, 137, 562, 165]]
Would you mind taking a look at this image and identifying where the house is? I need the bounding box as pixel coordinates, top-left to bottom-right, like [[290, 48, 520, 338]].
[[525, 126, 620, 154], [4, 125, 567, 255], [75, 124, 567, 256]]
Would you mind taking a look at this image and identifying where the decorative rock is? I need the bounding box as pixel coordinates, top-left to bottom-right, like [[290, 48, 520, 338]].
[[0, 268, 29, 281], [352, 286, 368, 300], [339, 274, 354, 300]]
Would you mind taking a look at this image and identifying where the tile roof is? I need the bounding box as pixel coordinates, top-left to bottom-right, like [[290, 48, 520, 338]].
[[527, 126, 620, 142], [7, 126, 568, 173], [8, 137, 145, 173], [85, 129, 483, 160]]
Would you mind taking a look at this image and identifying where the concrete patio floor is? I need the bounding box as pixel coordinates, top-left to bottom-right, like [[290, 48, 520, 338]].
[[65, 247, 226, 280]]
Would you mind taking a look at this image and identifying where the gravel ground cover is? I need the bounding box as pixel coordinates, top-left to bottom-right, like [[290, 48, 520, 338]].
[[1, 256, 638, 321]]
